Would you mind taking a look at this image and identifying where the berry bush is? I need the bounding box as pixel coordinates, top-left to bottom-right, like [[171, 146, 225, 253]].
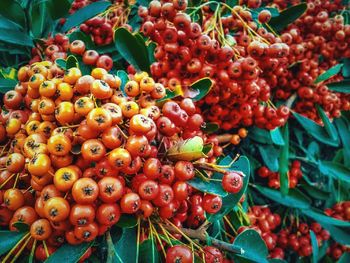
[[0, 0, 349, 262]]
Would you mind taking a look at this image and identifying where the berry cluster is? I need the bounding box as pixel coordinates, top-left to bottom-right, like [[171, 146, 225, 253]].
[[272, 0, 350, 123], [31, 34, 70, 64], [0, 41, 247, 261], [139, 0, 290, 130], [79, 1, 131, 46], [324, 201, 350, 221], [257, 160, 302, 189], [276, 222, 330, 258], [327, 242, 350, 261]]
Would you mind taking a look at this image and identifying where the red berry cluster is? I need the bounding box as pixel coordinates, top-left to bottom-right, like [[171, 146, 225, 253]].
[[269, 0, 350, 123], [243, 206, 283, 259], [324, 201, 350, 221], [276, 222, 330, 258], [69, 0, 100, 14], [257, 160, 302, 189], [327, 242, 350, 261], [139, 0, 290, 130], [79, 1, 131, 46], [31, 34, 70, 64]]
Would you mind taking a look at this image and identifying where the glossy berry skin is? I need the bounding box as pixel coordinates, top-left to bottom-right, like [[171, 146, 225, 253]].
[[222, 172, 243, 193], [166, 245, 193, 263]]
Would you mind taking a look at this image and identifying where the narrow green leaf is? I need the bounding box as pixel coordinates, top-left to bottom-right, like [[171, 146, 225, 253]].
[[255, 186, 311, 209], [319, 161, 350, 183], [47, 0, 71, 20], [300, 181, 329, 200], [310, 230, 319, 263], [335, 117, 350, 166], [258, 144, 279, 172], [269, 3, 307, 32], [0, 231, 27, 255], [147, 42, 157, 64], [184, 78, 213, 102], [0, 78, 17, 93], [0, 15, 23, 31], [278, 123, 289, 195], [326, 80, 350, 93], [44, 242, 93, 263], [250, 127, 273, 144], [0, 0, 25, 27], [107, 228, 137, 263], [115, 27, 150, 73], [316, 105, 339, 145], [12, 222, 29, 232], [0, 28, 33, 47], [292, 112, 339, 147], [270, 128, 284, 146], [339, 253, 350, 263], [62, 1, 111, 32], [302, 208, 350, 227], [139, 237, 160, 263], [315, 64, 343, 84], [233, 230, 269, 263]]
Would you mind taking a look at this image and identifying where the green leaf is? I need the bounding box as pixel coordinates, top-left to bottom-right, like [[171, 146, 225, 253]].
[[339, 253, 350, 263], [249, 127, 273, 144], [319, 161, 350, 183], [278, 123, 289, 195], [335, 117, 350, 166], [292, 112, 339, 147], [316, 105, 339, 147], [184, 78, 213, 102], [268, 3, 307, 32], [255, 186, 311, 209], [66, 55, 78, 69], [0, 78, 17, 93], [300, 181, 329, 200], [270, 128, 284, 146], [44, 242, 93, 263], [342, 58, 350, 78], [0, 0, 25, 27], [302, 208, 350, 227], [201, 122, 219, 134], [310, 230, 318, 263], [208, 156, 250, 222], [166, 136, 205, 161], [258, 145, 279, 172], [115, 27, 150, 73], [0, 231, 27, 255], [0, 28, 33, 47], [47, 0, 71, 20], [0, 15, 23, 31], [12, 222, 29, 232], [139, 237, 160, 263], [315, 64, 343, 84], [326, 80, 350, 93], [116, 70, 129, 97], [55, 58, 66, 70], [233, 229, 268, 263], [31, 0, 51, 39], [188, 174, 228, 197], [147, 42, 157, 64], [107, 228, 137, 263], [115, 214, 138, 228], [62, 1, 112, 32]]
